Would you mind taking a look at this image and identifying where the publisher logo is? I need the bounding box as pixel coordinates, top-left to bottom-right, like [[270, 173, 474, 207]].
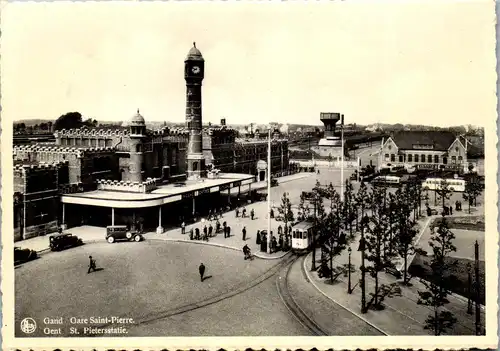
[[20, 318, 37, 334]]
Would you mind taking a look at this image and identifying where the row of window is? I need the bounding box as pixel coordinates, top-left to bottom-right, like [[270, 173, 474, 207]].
[[384, 153, 464, 164]]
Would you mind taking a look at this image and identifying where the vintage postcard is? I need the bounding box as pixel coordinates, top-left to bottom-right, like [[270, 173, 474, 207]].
[[1, 0, 498, 350]]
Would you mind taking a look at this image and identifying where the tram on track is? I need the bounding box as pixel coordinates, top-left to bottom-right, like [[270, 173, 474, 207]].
[[291, 221, 317, 253]]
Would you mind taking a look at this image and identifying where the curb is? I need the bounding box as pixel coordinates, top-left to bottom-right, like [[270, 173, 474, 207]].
[[302, 251, 389, 336], [35, 237, 289, 261]]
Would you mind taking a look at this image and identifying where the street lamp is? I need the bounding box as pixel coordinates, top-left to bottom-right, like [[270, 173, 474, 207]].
[[348, 246, 352, 294]]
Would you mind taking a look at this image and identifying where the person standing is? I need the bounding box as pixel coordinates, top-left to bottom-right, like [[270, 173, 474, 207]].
[[227, 226, 231, 238], [87, 256, 97, 274], [181, 221, 186, 234], [256, 230, 261, 245], [189, 228, 194, 240], [199, 263, 206, 282], [242, 226, 247, 241], [208, 224, 213, 237], [203, 225, 208, 237], [235, 208, 240, 218], [195, 228, 200, 240], [250, 209, 255, 220]]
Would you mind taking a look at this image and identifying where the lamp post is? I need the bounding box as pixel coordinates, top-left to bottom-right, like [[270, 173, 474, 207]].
[[340, 114, 345, 202], [348, 246, 352, 294], [467, 263, 473, 314]]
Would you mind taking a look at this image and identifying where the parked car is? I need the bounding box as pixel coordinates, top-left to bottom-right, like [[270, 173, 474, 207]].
[[49, 233, 84, 251], [106, 225, 143, 243], [14, 247, 37, 265]]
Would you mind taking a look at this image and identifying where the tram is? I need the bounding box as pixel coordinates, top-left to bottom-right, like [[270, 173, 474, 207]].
[[291, 220, 316, 253]]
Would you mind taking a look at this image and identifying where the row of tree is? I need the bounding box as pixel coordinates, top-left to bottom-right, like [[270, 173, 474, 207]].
[[292, 176, 483, 335], [14, 112, 99, 134]]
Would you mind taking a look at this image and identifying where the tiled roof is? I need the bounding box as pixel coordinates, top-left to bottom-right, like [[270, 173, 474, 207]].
[[391, 131, 457, 151]]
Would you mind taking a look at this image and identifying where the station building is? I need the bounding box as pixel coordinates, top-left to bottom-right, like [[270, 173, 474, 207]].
[[12, 43, 290, 241], [378, 131, 469, 173]]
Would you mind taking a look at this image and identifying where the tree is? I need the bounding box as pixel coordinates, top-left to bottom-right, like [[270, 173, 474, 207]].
[[436, 180, 453, 212], [321, 186, 348, 284], [277, 192, 295, 234], [83, 118, 98, 128], [394, 188, 418, 285], [463, 176, 482, 213], [355, 181, 371, 312], [343, 179, 356, 240], [53, 112, 84, 131], [364, 187, 400, 310], [297, 192, 312, 222], [417, 214, 458, 335]]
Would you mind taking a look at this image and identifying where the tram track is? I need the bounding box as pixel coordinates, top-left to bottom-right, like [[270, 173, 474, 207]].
[[276, 255, 329, 336], [88, 253, 297, 333]]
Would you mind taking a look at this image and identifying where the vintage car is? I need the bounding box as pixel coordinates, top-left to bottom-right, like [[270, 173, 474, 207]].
[[106, 225, 143, 243], [49, 233, 84, 251], [14, 247, 38, 265]]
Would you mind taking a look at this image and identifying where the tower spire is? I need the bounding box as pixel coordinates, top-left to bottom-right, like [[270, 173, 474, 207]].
[[193, 42, 196, 48]]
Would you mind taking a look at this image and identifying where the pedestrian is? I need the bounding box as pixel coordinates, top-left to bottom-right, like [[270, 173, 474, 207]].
[[256, 230, 261, 245], [203, 225, 208, 237], [216, 220, 221, 233], [235, 208, 240, 218], [189, 228, 194, 240], [250, 209, 255, 220], [87, 256, 97, 274], [449, 205, 453, 215], [242, 226, 247, 241], [227, 226, 231, 238], [279, 234, 284, 251], [242, 208, 247, 218], [199, 263, 206, 282], [208, 224, 213, 236], [270, 208, 274, 218], [243, 244, 251, 260], [181, 221, 186, 234], [195, 228, 200, 240]]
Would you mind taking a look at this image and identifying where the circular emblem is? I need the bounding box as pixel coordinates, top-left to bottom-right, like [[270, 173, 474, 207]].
[[20, 318, 37, 334], [192, 66, 200, 74]]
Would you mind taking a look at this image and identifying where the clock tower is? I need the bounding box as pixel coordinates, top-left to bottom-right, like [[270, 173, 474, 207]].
[[185, 42, 205, 180]]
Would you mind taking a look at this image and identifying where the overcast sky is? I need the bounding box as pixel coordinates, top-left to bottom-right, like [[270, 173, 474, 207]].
[[2, 1, 496, 127]]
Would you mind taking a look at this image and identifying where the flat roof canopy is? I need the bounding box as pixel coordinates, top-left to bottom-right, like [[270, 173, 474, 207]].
[[62, 173, 254, 208]]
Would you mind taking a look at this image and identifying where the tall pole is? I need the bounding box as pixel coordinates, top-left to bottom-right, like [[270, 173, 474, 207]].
[[340, 114, 345, 202], [311, 198, 317, 271], [348, 246, 352, 294], [267, 128, 272, 254], [475, 240, 481, 335]]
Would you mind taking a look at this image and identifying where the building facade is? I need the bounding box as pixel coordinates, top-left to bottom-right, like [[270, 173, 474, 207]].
[[379, 131, 468, 173], [14, 161, 69, 240]]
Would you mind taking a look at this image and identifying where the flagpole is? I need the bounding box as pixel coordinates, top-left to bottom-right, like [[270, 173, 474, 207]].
[[340, 114, 345, 202], [267, 127, 272, 254]]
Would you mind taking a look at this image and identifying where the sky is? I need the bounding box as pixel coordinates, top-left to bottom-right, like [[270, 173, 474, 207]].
[[1, 1, 497, 127]]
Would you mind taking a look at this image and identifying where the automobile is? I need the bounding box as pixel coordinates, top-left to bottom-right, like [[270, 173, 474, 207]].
[[14, 247, 38, 265], [106, 225, 143, 243], [49, 233, 84, 251], [270, 177, 278, 187]]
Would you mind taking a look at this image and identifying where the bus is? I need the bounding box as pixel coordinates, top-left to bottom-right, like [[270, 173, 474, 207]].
[[371, 175, 401, 187], [422, 178, 466, 192]]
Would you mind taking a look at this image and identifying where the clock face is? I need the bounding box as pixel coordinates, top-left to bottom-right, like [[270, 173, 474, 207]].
[[191, 66, 201, 74]]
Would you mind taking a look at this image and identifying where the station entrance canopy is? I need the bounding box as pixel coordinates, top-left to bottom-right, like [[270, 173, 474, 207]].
[[61, 174, 255, 209]]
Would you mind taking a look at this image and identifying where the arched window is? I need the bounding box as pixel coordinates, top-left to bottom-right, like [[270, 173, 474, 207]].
[[408, 154, 413, 162], [451, 156, 456, 164], [434, 155, 439, 164], [415, 154, 419, 163], [458, 156, 463, 163], [427, 155, 432, 163]]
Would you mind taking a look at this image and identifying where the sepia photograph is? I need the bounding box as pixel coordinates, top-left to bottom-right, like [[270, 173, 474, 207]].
[[1, 1, 498, 350]]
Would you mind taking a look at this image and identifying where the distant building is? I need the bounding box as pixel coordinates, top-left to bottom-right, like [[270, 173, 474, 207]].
[[379, 131, 468, 173]]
